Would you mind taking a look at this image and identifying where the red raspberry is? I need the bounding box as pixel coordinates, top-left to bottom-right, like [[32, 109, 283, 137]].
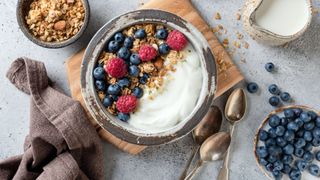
[[166, 30, 188, 51], [138, 44, 157, 62], [105, 58, 127, 78], [116, 95, 138, 113]]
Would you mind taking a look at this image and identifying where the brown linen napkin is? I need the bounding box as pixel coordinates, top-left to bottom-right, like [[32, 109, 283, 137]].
[[0, 58, 104, 180]]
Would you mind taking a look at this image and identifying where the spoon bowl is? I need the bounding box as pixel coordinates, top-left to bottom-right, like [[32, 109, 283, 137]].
[[200, 132, 231, 161], [225, 88, 247, 123]]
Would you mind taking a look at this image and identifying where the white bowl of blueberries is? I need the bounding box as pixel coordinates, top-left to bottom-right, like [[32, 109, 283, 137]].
[[254, 106, 320, 179]]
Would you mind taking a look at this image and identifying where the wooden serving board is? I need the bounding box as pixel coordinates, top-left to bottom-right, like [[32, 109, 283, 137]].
[[65, 0, 244, 155]]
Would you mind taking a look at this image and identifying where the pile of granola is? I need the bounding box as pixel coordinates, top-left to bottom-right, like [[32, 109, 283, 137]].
[[93, 23, 188, 121], [25, 0, 85, 42]]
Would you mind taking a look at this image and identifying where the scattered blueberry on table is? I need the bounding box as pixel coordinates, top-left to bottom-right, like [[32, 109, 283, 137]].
[[256, 108, 320, 179], [265, 62, 275, 72], [247, 82, 259, 93]]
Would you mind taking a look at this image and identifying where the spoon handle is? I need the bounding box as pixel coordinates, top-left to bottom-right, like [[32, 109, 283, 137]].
[[179, 145, 200, 180], [217, 124, 235, 180], [184, 160, 203, 180]]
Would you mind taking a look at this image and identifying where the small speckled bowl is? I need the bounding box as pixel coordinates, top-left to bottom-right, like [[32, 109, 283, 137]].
[[16, 0, 90, 48], [254, 105, 320, 179], [81, 10, 217, 146]]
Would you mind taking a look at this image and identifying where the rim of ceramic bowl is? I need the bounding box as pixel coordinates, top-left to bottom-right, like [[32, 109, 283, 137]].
[[253, 105, 320, 179], [16, 0, 90, 48], [80, 9, 217, 146]]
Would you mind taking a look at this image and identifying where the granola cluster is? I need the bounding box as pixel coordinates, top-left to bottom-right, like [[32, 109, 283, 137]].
[[25, 0, 85, 42], [93, 24, 188, 121]]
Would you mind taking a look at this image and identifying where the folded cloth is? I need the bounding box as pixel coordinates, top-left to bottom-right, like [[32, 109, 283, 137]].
[[0, 58, 104, 180]]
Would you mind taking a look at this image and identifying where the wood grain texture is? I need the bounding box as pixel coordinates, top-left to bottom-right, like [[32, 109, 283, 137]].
[[65, 0, 244, 155]]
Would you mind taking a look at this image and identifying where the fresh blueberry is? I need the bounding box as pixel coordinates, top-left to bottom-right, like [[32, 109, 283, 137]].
[[296, 129, 305, 137], [134, 29, 146, 39], [268, 128, 278, 138], [284, 109, 295, 119], [272, 170, 282, 180], [280, 92, 291, 102], [155, 28, 168, 39], [129, 65, 140, 77], [308, 111, 318, 120], [282, 164, 291, 174], [303, 151, 314, 162], [312, 138, 320, 147], [118, 78, 130, 88], [274, 161, 284, 171], [269, 96, 280, 107], [283, 144, 294, 155], [275, 126, 285, 136], [300, 112, 311, 123], [268, 155, 278, 163], [95, 80, 106, 91], [282, 155, 293, 164], [259, 130, 269, 141], [123, 37, 134, 48], [296, 160, 308, 171], [132, 87, 143, 98], [259, 158, 268, 166], [266, 163, 275, 172], [308, 164, 320, 177], [139, 73, 149, 84], [294, 148, 304, 158], [159, 43, 170, 55], [247, 82, 259, 93], [107, 41, 120, 53], [276, 137, 287, 147], [268, 84, 280, 95], [256, 146, 269, 158], [289, 169, 301, 180], [280, 117, 289, 126], [303, 131, 313, 142], [313, 128, 320, 139], [269, 115, 281, 127], [316, 117, 320, 127], [117, 112, 130, 122], [268, 146, 282, 157], [107, 84, 121, 95], [295, 118, 304, 128], [93, 67, 105, 80], [114, 32, 125, 43], [130, 54, 141, 65], [293, 108, 303, 117], [304, 142, 313, 151], [316, 151, 320, 161], [265, 62, 275, 72], [287, 121, 299, 131], [266, 138, 276, 147], [284, 130, 295, 141], [117, 47, 131, 60], [295, 138, 306, 149], [102, 96, 113, 107]]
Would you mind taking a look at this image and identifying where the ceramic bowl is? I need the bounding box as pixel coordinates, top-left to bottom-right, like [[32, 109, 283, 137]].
[[254, 105, 320, 179], [81, 9, 217, 146], [16, 0, 90, 48]]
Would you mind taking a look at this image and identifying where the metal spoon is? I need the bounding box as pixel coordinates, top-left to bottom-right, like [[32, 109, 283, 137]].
[[179, 105, 222, 180], [184, 132, 231, 180], [217, 88, 247, 180]]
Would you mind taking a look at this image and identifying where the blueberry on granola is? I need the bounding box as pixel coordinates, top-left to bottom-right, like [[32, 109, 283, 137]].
[[159, 43, 170, 55], [132, 87, 143, 98], [129, 65, 140, 77], [107, 84, 121, 95], [130, 54, 141, 65], [107, 40, 120, 53], [102, 96, 113, 107], [117, 47, 131, 60], [156, 29, 168, 40], [93, 67, 105, 80], [118, 78, 130, 88], [95, 80, 106, 91], [134, 29, 146, 39], [114, 32, 125, 43], [124, 37, 134, 48], [139, 73, 149, 84], [117, 112, 130, 122]]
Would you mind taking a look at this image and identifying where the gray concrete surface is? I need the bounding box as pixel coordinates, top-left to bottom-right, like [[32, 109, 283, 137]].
[[1, 0, 320, 179]]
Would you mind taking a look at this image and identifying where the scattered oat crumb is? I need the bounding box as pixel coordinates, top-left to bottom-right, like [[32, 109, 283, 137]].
[[215, 12, 221, 20], [236, 13, 241, 20], [240, 57, 246, 64], [236, 32, 244, 40], [218, 24, 224, 30], [222, 38, 229, 48], [233, 41, 241, 49], [312, 7, 319, 15], [223, 29, 228, 34], [243, 42, 249, 49]]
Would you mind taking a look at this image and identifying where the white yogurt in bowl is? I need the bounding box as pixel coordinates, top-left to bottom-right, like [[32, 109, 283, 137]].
[[129, 44, 203, 133]]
